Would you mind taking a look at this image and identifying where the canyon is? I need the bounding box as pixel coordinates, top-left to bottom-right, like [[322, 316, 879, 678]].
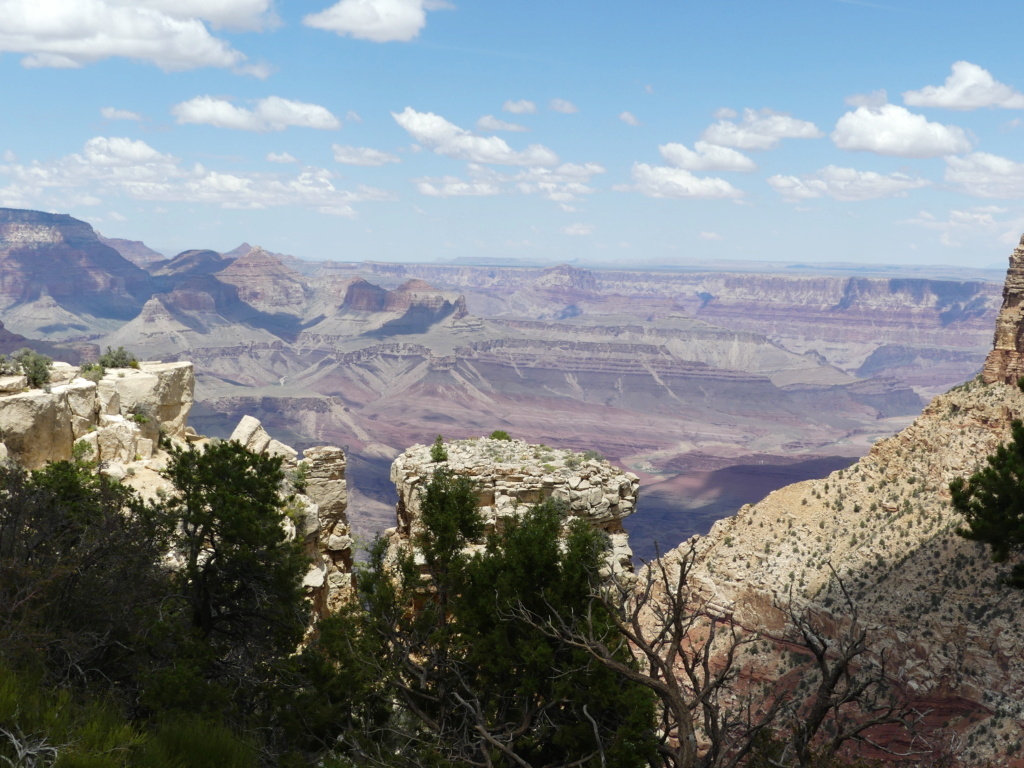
[[0, 207, 1002, 559]]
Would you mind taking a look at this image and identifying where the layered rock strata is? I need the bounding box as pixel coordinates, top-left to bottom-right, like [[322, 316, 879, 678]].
[[388, 437, 639, 576], [982, 232, 1024, 385]]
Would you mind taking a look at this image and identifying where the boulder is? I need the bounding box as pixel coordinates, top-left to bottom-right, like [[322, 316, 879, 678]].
[[0, 389, 73, 467], [230, 414, 272, 454]]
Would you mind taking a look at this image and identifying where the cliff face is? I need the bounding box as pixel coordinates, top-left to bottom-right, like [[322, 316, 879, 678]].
[[0, 208, 152, 330], [387, 437, 640, 578], [982, 233, 1024, 385]]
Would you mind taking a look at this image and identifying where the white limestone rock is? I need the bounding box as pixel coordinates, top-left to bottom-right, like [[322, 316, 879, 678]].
[[230, 414, 272, 454]]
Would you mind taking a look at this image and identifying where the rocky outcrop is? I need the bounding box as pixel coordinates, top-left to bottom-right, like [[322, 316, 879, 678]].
[[302, 446, 352, 613], [227, 415, 353, 616], [388, 437, 639, 577], [982, 233, 1024, 385], [0, 361, 193, 469], [655, 239, 1024, 762]]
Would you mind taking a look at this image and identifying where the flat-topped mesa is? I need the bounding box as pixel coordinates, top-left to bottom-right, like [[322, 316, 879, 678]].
[[982, 233, 1024, 384], [388, 437, 640, 577]]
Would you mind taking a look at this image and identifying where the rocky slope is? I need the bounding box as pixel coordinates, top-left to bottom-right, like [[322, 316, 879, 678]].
[[659, 237, 1024, 765]]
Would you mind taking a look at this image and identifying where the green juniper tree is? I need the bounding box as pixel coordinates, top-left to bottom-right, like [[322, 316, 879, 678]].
[[951, 418, 1024, 587]]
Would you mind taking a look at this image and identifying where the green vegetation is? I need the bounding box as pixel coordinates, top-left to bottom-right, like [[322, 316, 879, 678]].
[[12, 347, 51, 388], [951, 418, 1024, 588], [429, 432, 448, 462], [0, 442, 935, 767], [488, 429, 512, 440], [99, 345, 140, 369]]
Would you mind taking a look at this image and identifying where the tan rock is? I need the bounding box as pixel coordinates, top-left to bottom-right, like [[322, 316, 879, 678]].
[[0, 375, 26, 393], [0, 388, 73, 467], [230, 414, 272, 454]]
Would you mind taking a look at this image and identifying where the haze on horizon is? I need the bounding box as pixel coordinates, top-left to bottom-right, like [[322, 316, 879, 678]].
[[1, 0, 1022, 269]]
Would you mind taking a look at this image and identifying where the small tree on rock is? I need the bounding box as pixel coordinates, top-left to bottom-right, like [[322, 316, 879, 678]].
[[951, 418, 1024, 587]]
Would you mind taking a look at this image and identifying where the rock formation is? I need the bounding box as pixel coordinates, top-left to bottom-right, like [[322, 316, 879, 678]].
[[0, 208, 152, 332], [387, 437, 639, 577], [982, 232, 1024, 385], [0, 361, 193, 469], [0, 355, 353, 619], [227, 416, 354, 614]]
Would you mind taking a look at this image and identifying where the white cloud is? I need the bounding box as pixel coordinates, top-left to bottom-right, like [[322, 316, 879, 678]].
[[0, 0, 264, 74], [392, 107, 558, 166], [944, 152, 1024, 198], [411, 162, 604, 203], [619, 111, 640, 126], [767, 165, 929, 202], [698, 231, 722, 241], [549, 98, 578, 114], [659, 141, 756, 172], [332, 144, 400, 166], [172, 96, 341, 131], [415, 176, 500, 197], [345, 110, 362, 123], [267, 151, 297, 163], [2, 151, 16, 163], [0, 135, 391, 216], [101, 107, 142, 121], [108, 210, 127, 221], [303, 0, 451, 43], [904, 61, 1024, 111], [477, 115, 527, 132], [700, 108, 823, 150], [563, 223, 592, 236], [503, 99, 537, 115], [712, 107, 737, 119], [904, 205, 1023, 248], [831, 104, 972, 157], [618, 164, 743, 199], [121, 0, 276, 30], [845, 89, 888, 108]]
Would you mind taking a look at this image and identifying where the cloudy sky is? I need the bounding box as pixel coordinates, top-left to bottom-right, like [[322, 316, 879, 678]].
[[2, 0, 1023, 267]]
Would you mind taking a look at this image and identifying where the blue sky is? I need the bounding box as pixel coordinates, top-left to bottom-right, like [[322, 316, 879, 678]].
[[2, 0, 1024, 268]]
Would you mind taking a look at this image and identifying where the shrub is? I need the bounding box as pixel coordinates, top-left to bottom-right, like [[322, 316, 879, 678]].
[[488, 430, 512, 441], [79, 362, 105, 383], [12, 348, 51, 388], [98, 346, 140, 369], [430, 434, 448, 463], [0, 354, 19, 376], [581, 449, 604, 462]]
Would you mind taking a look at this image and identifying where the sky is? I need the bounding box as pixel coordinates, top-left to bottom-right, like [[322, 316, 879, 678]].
[[2, 0, 1024, 268]]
